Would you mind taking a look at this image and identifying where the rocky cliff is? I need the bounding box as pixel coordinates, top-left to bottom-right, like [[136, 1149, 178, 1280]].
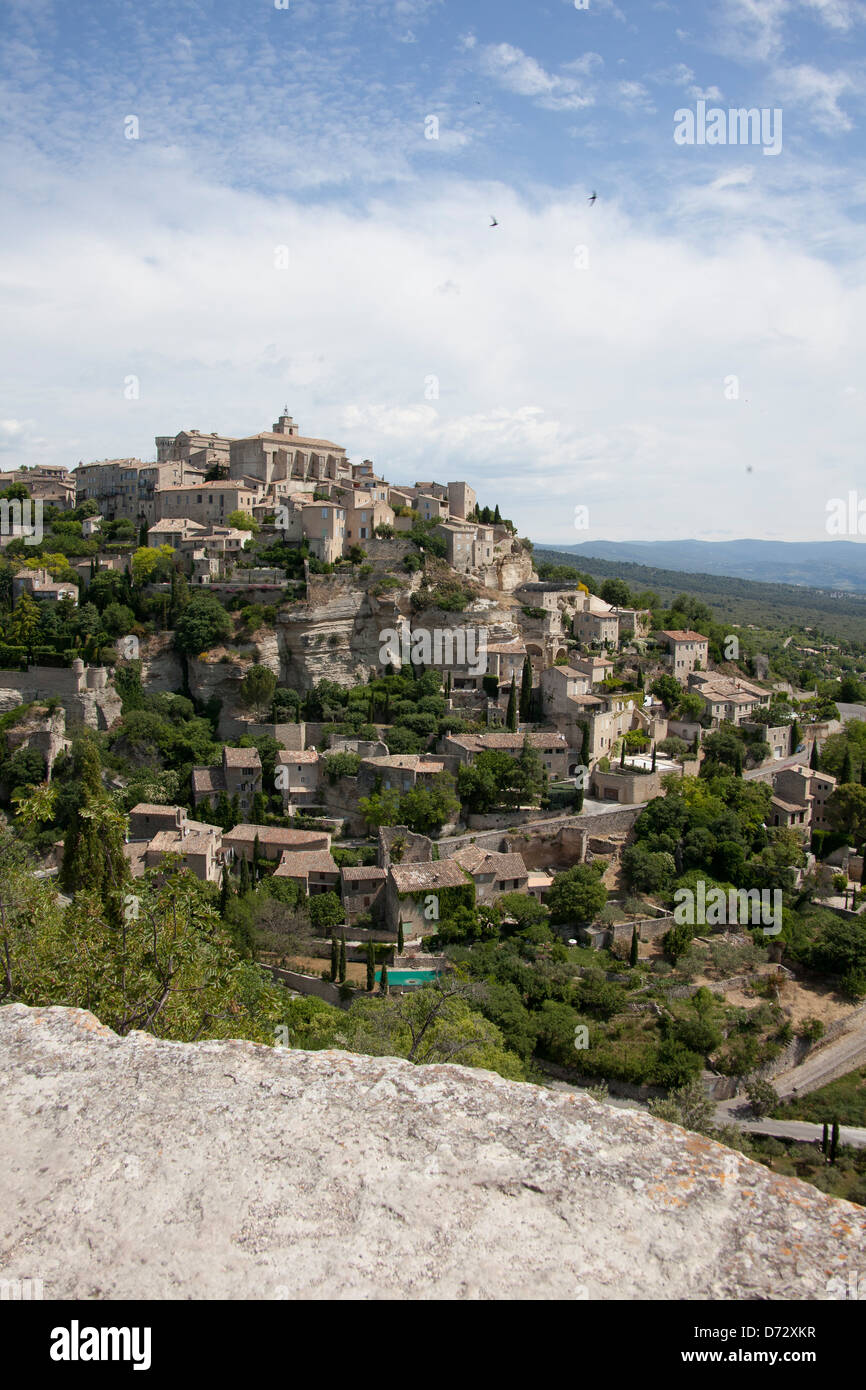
[[1, 1004, 862, 1300]]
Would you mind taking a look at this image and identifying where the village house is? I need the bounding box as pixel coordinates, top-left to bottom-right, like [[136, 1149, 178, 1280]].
[[654, 630, 709, 680], [275, 748, 321, 812], [300, 501, 346, 564], [12, 568, 78, 605], [340, 865, 387, 922], [222, 824, 331, 863], [0, 465, 76, 510], [688, 671, 771, 726], [450, 845, 529, 904], [357, 754, 446, 797], [441, 730, 570, 781], [154, 479, 264, 528], [385, 858, 474, 936], [343, 493, 394, 544], [75, 458, 198, 526], [144, 824, 222, 883], [191, 746, 263, 817], [768, 765, 837, 833], [272, 848, 340, 895], [156, 430, 234, 470]]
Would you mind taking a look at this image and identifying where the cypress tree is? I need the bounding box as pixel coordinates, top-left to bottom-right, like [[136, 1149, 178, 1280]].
[[253, 833, 261, 873], [580, 722, 590, 767], [630, 927, 639, 968], [692, 732, 700, 755], [574, 783, 584, 813], [366, 941, 375, 992], [790, 719, 801, 755], [822, 1122, 829, 1156], [230, 793, 241, 826], [506, 674, 517, 732], [397, 919, 404, 954], [810, 740, 820, 771], [650, 742, 656, 772], [219, 864, 231, 914], [635, 666, 644, 691], [493, 504, 502, 524], [619, 739, 626, 768], [330, 936, 339, 982], [59, 735, 129, 923], [861, 760, 866, 788], [733, 748, 743, 777], [519, 656, 533, 722], [380, 961, 389, 995], [830, 1119, 840, 1165], [338, 931, 347, 984], [238, 854, 251, 896], [444, 671, 452, 700], [842, 748, 853, 784]]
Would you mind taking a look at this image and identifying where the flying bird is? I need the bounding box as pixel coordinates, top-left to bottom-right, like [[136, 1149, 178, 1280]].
[[588, 191, 597, 206], [489, 215, 498, 227]]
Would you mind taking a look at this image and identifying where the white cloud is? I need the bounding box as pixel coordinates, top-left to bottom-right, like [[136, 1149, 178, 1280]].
[[479, 43, 594, 111], [772, 63, 857, 132]]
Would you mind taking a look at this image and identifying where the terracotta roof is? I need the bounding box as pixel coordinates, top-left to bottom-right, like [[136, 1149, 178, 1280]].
[[277, 750, 320, 765], [450, 732, 568, 751], [129, 802, 181, 817], [340, 866, 386, 882], [389, 861, 470, 893], [452, 846, 527, 880], [274, 850, 339, 878], [235, 432, 346, 450], [222, 747, 262, 768], [224, 825, 328, 847], [658, 630, 707, 643], [192, 768, 223, 794]]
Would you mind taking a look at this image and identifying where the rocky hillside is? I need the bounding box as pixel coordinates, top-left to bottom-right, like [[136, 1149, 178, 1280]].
[[1, 1004, 863, 1299]]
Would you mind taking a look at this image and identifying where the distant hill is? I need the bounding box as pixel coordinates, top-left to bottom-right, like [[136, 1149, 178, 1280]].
[[540, 539, 866, 594], [530, 545, 866, 645]]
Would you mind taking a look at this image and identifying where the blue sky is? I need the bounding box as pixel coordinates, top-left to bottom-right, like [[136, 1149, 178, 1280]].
[[2, 0, 866, 544]]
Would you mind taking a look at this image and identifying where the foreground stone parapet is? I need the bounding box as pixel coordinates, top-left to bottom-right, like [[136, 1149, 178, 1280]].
[[1, 1004, 863, 1300]]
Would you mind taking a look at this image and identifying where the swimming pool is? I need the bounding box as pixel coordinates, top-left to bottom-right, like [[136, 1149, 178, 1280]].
[[375, 969, 440, 987]]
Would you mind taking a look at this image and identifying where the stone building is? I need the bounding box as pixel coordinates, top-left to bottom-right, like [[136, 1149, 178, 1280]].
[[275, 749, 321, 812], [154, 480, 263, 528], [223, 824, 330, 863], [450, 845, 529, 904], [654, 630, 709, 680], [273, 848, 340, 895], [192, 746, 263, 817], [228, 411, 351, 490], [385, 858, 474, 935], [341, 865, 387, 922]]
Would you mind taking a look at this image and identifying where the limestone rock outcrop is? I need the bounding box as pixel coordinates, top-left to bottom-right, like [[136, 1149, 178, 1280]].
[[1, 1004, 863, 1300]]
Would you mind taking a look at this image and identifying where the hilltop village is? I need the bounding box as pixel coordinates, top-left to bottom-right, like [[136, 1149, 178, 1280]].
[[3, 409, 866, 1205]]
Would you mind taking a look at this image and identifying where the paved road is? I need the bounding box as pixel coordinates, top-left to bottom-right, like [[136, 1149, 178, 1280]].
[[725, 1116, 866, 1149]]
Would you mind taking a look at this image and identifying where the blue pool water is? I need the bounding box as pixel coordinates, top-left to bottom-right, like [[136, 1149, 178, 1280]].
[[375, 969, 440, 986]]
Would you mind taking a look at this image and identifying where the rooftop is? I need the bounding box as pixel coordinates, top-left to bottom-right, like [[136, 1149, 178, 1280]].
[[389, 861, 470, 893]]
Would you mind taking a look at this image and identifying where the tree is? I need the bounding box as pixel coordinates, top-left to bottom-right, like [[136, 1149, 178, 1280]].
[[546, 864, 607, 925], [745, 1078, 779, 1119], [131, 544, 174, 587], [841, 748, 854, 785], [380, 961, 389, 995], [506, 675, 517, 732], [519, 657, 533, 722], [662, 922, 694, 963], [309, 891, 343, 935], [238, 855, 251, 895], [580, 722, 590, 766], [366, 941, 375, 991], [219, 864, 231, 915], [810, 741, 820, 771], [174, 592, 233, 655], [8, 593, 40, 660], [826, 784, 866, 844], [338, 931, 347, 984], [600, 578, 631, 607], [240, 665, 277, 721], [630, 926, 639, 967], [227, 510, 259, 533], [830, 1118, 840, 1165], [651, 675, 683, 712], [58, 736, 129, 924], [330, 936, 339, 982], [397, 920, 404, 954]]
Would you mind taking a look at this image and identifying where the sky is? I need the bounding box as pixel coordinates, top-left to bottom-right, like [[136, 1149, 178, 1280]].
[[1, 0, 866, 546]]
